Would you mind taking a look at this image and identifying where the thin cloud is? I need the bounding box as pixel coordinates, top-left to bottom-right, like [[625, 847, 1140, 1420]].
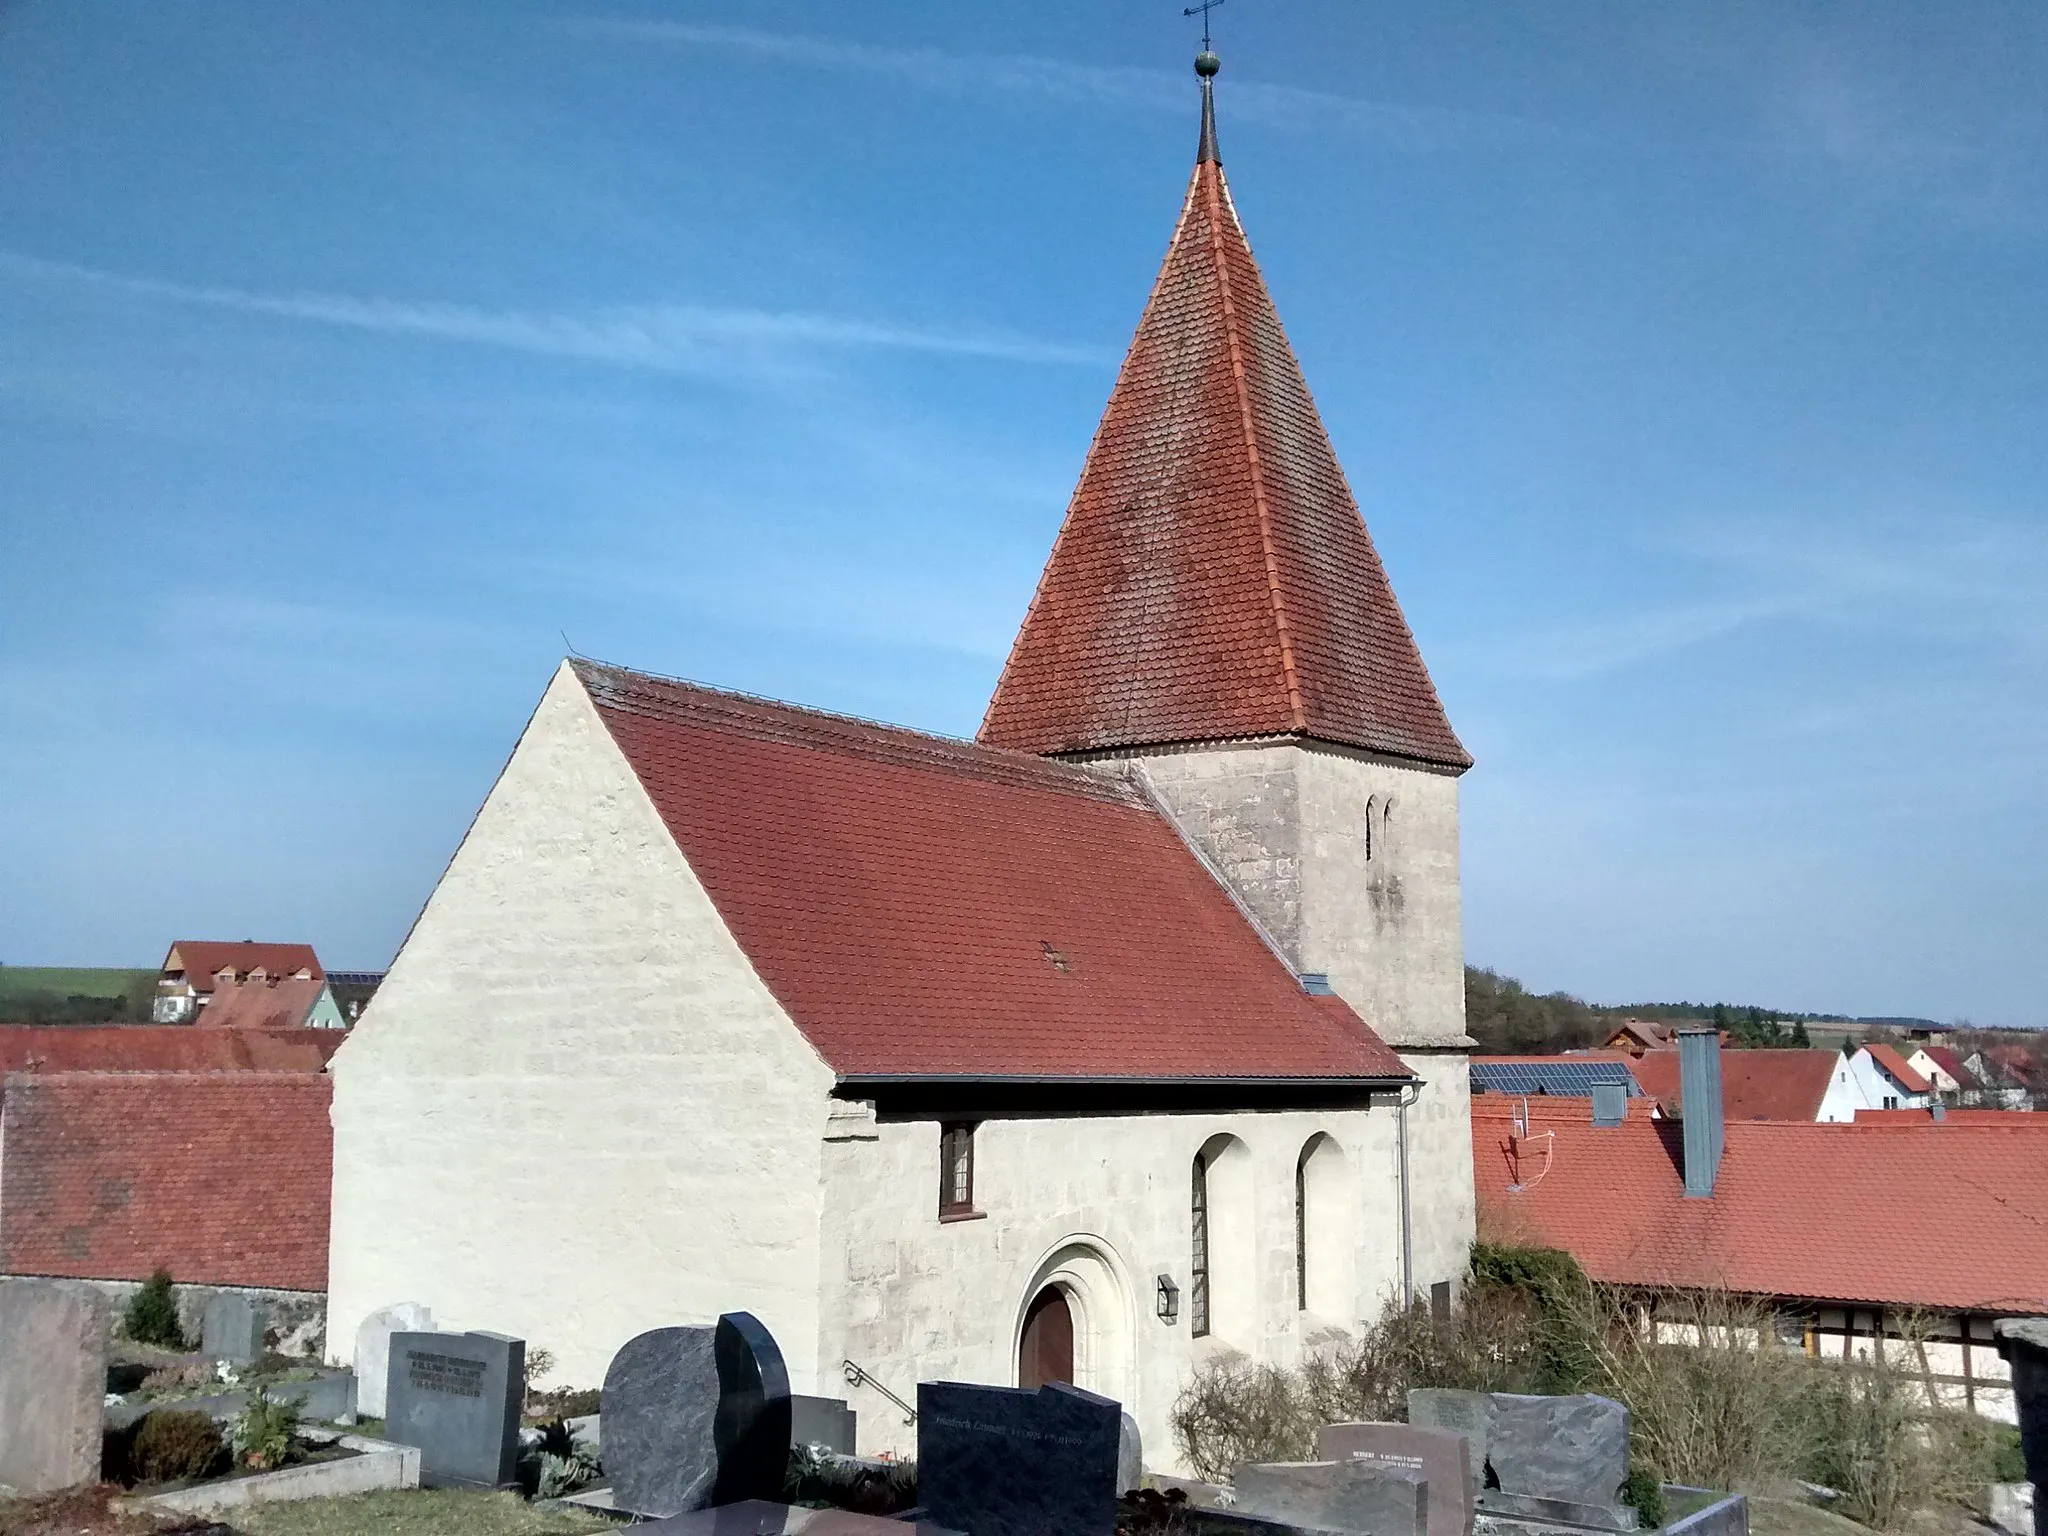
[[571, 19, 1564, 152], [0, 251, 1111, 374]]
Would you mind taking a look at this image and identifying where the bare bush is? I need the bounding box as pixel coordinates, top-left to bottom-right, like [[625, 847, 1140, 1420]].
[[1169, 1352, 1312, 1481]]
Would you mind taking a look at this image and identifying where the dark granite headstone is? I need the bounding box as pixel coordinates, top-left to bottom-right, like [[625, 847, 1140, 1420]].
[[916, 1380, 1123, 1536], [1997, 1319, 2048, 1536], [1486, 1392, 1629, 1505], [1232, 1459, 1428, 1536], [1320, 1420, 1476, 1536], [385, 1330, 523, 1489], [1408, 1388, 1630, 1509], [202, 1292, 268, 1365], [792, 1394, 858, 1454], [0, 1280, 106, 1495], [602, 1312, 793, 1518]]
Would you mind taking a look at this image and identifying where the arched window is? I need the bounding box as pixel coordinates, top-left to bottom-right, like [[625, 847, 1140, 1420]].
[[1194, 1134, 1254, 1342], [1364, 795, 1378, 861], [1295, 1133, 1355, 1320]]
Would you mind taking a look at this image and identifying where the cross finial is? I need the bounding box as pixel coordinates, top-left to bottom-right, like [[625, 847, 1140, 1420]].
[[1183, 0, 1224, 53]]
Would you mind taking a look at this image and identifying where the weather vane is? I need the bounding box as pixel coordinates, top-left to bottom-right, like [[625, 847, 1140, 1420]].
[[1183, 0, 1224, 53]]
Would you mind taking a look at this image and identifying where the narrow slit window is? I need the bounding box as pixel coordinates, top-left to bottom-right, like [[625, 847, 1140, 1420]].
[[939, 1123, 976, 1217], [1190, 1153, 1212, 1337], [1295, 1148, 1309, 1310]]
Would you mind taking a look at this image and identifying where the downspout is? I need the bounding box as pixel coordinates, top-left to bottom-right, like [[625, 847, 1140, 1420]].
[[1397, 1080, 1421, 1303]]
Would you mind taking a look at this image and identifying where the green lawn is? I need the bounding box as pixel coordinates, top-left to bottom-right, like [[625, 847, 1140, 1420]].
[[0, 966, 152, 1000], [233, 1490, 612, 1536]]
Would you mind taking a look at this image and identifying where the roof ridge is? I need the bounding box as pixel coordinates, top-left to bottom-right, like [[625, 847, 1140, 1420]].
[[1204, 164, 1306, 732], [574, 658, 1143, 806]]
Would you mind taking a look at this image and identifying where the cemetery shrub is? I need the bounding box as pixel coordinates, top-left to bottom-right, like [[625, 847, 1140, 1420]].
[[229, 1384, 301, 1471], [131, 1408, 226, 1484], [123, 1267, 187, 1349], [1618, 1467, 1666, 1528]]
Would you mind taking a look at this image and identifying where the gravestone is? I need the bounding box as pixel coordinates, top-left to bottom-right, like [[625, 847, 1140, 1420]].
[[792, 1394, 858, 1454], [0, 1280, 106, 1495], [1119, 1411, 1143, 1497], [203, 1291, 268, 1365], [916, 1379, 1123, 1536], [1320, 1420, 1476, 1536], [1997, 1319, 2048, 1536], [385, 1329, 523, 1489], [1408, 1389, 1630, 1509], [603, 1311, 793, 1517], [1486, 1392, 1629, 1505], [1233, 1460, 1428, 1536], [355, 1300, 434, 1418]]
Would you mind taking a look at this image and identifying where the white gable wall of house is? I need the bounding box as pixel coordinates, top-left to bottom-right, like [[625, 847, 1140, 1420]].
[[1847, 1048, 1932, 1112], [1818, 1055, 1864, 1122], [328, 664, 838, 1391]]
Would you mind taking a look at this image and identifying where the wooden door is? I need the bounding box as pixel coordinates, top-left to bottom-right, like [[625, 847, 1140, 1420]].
[[1019, 1286, 1074, 1388]]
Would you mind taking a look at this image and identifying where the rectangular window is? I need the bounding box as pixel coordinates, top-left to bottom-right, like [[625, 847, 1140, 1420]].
[[939, 1123, 976, 1218], [1190, 1155, 1211, 1337]]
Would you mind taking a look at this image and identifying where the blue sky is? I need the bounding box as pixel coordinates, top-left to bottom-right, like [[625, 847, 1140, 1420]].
[[2, 2, 2042, 1026]]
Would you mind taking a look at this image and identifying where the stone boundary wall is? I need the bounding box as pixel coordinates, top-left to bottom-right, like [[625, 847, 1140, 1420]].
[[1, 1274, 327, 1359]]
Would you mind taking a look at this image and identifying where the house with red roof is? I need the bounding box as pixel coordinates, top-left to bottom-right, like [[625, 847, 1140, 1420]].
[[154, 940, 347, 1029], [1476, 1033, 2048, 1423], [1851, 1042, 1934, 1112], [330, 53, 1475, 1469], [1626, 1047, 1863, 1123], [1908, 1045, 1978, 1105]]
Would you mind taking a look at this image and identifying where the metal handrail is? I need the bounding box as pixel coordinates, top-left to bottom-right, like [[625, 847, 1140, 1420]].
[[842, 1358, 917, 1425]]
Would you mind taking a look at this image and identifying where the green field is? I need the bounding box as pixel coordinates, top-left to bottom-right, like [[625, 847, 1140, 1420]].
[[0, 966, 155, 1023], [0, 966, 151, 999]]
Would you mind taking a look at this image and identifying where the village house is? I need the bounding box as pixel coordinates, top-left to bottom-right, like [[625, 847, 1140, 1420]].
[[1627, 1047, 1863, 1123], [1908, 1045, 1978, 1105], [153, 940, 347, 1030], [1849, 1042, 1934, 1112], [328, 59, 1477, 1466], [1475, 1034, 2048, 1424]]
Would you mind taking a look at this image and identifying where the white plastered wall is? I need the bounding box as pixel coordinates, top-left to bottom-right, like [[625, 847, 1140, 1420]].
[[1124, 742, 1476, 1301], [327, 662, 837, 1392], [816, 1102, 1406, 1474]]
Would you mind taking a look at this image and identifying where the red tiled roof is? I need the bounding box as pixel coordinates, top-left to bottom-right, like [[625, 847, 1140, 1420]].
[[1864, 1042, 1933, 1095], [165, 941, 324, 993], [976, 115, 1467, 768], [0, 1027, 340, 1074], [1627, 1049, 1843, 1122], [1473, 1099, 2048, 1314], [1854, 1108, 2042, 1124], [1914, 1046, 1974, 1088], [576, 660, 1412, 1083], [0, 1071, 332, 1291], [198, 976, 327, 1030]]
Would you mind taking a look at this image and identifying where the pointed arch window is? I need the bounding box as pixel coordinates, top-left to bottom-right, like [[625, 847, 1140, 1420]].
[[1190, 1152, 1211, 1338]]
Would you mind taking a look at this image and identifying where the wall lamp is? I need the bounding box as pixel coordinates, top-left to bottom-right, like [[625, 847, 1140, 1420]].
[[1156, 1274, 1181, 1325]]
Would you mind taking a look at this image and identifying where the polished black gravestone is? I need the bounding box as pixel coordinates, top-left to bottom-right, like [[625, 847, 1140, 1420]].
[[916, 1380, 1123, 1536], [603, 1311, 793, 1518], [385, 1330, 523, 1489], [792, 1394, 858, 1454]]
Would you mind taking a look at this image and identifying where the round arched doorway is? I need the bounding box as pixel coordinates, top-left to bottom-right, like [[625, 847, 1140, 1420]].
[[1019, 1285, 1074, 1388]]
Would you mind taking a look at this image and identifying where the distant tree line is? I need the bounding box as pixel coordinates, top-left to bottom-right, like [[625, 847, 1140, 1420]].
[[1465, 968, 1817, 1056], [0, 967, 153, 1025]]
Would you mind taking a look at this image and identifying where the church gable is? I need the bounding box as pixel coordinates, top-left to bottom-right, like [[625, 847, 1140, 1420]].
[[572, 659, 1411, 1084], [979, 93, 1468, 770]]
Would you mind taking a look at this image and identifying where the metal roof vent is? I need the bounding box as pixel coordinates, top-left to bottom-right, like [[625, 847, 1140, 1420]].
[[1299, 973, 1335, 996], [1591, 1082, 1627, 1128]]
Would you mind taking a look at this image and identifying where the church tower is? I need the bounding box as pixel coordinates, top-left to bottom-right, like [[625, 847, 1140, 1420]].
[[981, 51, 1474, 1271]]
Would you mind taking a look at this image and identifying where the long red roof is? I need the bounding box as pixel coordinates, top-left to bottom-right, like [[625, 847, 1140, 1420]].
[[978, 96, 1467, 768], [1474, 1098, 2048, 1314], [576, 660, 1410, 1083], [1627, 1048, 1843, 1122]]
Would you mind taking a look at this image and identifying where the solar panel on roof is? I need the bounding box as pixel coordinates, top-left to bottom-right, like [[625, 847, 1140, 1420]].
[[1469, 1060, 1640, 1097]]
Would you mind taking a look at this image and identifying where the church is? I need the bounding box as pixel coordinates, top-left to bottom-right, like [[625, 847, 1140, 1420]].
[[327, 52, 1476, 1470]]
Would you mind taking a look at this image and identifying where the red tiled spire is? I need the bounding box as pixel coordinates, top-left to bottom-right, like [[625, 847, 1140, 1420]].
[[980, 65, 1470, 770]]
